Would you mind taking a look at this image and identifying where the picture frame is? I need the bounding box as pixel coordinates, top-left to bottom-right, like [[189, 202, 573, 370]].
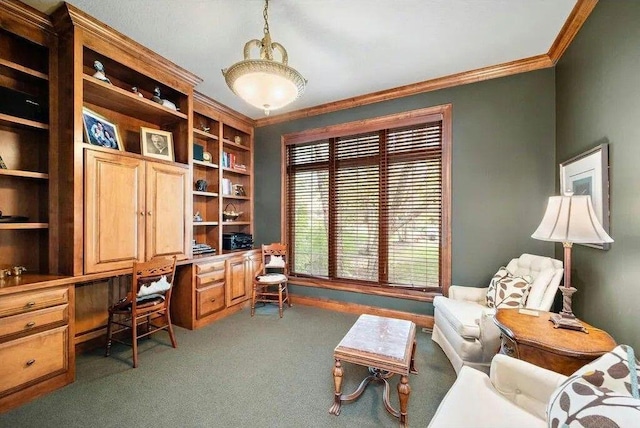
[[140, 127, 174, 162], [233, 183, 246, 197], [82, 107, 123, 150], [559, 143, 610, 250]]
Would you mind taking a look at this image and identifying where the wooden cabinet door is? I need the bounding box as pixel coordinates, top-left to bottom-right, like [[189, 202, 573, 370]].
[[145, 161, 189, 260], [85, 151, 145, 273], [225, 256, 248, 306], [244, 251, 261, 296]]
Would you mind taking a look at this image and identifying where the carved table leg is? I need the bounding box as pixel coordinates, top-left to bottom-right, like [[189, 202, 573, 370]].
[[397, 375, 411, 427], [409, 340, 418, 374], [329, 359, 343, 415]]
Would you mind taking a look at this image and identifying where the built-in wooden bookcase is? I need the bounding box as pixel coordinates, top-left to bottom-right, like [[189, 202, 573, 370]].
[[192, 106, 220, 253], [192, 92, 254, 256], [0, 1, 57, 273], [52, 3, 201, 275]]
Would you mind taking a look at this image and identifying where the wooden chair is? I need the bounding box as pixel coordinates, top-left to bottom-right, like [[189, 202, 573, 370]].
[[251, 243, 291, 318], [105, 256, 178, 368]]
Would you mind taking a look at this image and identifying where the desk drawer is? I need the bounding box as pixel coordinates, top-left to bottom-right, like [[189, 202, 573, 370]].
[[196, 270, 225, 289], [0, 287, 69, 318], [0, 304, 69, 340], [195, 261, 225, 275], [0, 326, 68, 396], [196, 283, 225, 319]]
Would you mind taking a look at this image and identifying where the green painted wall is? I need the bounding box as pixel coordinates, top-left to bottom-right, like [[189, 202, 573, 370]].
[[254, 69, 557, 314], [556, 0, 640, 350]]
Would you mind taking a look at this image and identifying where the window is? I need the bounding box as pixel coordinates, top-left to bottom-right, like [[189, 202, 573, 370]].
[[283, 105, 451, 299]]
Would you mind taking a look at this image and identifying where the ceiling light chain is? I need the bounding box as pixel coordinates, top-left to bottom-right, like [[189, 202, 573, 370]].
[[222, 0, 306, 116]]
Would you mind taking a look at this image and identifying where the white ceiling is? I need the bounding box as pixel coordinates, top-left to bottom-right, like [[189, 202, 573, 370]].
[[23, 0, 577, 119]]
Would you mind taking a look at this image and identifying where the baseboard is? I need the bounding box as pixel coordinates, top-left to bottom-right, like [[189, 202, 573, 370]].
[[290, 294, 434, 329]]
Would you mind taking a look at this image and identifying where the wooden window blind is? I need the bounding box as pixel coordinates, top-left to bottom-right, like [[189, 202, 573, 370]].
[[284, 106, 451, 296]]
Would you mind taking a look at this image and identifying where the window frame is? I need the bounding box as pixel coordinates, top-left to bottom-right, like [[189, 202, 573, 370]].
[[280, 104, 452, 301]]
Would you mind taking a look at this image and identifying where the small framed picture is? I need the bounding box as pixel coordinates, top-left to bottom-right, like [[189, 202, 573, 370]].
[[140, 127, 174, 161], [82, 107, 123, 150], [233, 183, 246, 196]]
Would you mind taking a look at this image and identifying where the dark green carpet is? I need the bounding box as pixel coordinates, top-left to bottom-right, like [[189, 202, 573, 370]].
[[1, 305, 456, 427]]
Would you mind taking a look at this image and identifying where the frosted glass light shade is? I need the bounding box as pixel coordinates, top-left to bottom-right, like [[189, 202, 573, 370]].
[[223, 59, 305, 115], [531, 195, 613, 244]]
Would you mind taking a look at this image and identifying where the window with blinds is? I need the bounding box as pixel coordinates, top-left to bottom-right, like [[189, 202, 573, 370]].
[[284, 106, 451, 295]]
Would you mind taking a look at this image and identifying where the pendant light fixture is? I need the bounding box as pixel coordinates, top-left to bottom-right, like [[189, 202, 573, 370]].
[[222, 0, 306, 116]]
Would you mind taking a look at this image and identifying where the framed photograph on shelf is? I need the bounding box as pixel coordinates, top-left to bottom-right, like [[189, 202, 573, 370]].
[[140, 127, 174, 161], [82, 107, 123, 150], [559, 143, 610, 250]]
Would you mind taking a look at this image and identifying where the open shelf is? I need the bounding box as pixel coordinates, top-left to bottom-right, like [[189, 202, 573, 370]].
[[221, 221, 251, 226], [193, 160, 219, 169], [193, 191, 218, 197], [83, 75, 188, 124], [194, 221, 219, 226], [0, 169, 49, 179], [222, 167, 250, 176], [0, 223, 49, 230], [222, 195, 250, 201], [222, 138, 250, 151], [193, 129, 219, 140], [0, 58, 48, 80], [0, 112, 48, 130]]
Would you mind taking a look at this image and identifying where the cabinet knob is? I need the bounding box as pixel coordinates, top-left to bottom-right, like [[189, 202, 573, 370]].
[[147, 211, 152, 216], [25, 321, 36, 328], [26, 359, 36, 366], [140, 211, 145, 216], [210, 298, 216, 302], [26, 301, 36, 307]]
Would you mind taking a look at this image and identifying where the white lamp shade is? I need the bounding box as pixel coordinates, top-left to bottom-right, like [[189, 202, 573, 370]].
[[531, 195, 613, 243]]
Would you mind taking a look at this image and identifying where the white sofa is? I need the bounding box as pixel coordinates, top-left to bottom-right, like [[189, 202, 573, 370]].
[[429, 345, 640, 428], [428, 354, 566, 428], [432, 254, 563, 374]]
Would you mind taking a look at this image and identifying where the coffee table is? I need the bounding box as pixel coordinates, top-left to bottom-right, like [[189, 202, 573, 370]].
[[329, 314, 417, 427]]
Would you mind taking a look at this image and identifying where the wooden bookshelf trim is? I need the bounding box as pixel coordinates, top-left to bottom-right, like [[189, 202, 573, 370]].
[[0, 112, 48, 130], [0, 169, 49, 179], [0, 58, 48, 80]]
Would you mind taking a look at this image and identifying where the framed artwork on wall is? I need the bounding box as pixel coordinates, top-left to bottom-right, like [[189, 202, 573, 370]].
[[140, 127, 174, 162], [559, 143, 610, 250]]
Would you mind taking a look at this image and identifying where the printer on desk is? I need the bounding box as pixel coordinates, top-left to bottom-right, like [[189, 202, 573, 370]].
[[223, 233, 253, 250]]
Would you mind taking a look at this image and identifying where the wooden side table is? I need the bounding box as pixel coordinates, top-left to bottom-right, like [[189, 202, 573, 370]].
[[494, 308, 616, 376]]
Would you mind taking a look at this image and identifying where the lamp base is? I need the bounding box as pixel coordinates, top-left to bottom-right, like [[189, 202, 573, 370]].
[[549, 313, 588, 333]]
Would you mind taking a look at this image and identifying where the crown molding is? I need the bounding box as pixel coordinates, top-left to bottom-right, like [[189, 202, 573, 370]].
[[194, 91, 254, 130], [548, 0, 598, 64], [0, 0, 55, 45], [255, 54, 553, 128], [255, 0, 597, 128], [51, 2, 202, 87]]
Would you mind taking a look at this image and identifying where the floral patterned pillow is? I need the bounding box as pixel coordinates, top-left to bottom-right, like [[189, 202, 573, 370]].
[[485, 267, 532, 308], [547, 344, 640, 428]]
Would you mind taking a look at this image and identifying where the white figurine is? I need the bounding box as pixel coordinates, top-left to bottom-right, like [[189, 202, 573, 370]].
[[92, 60, 111, 84]]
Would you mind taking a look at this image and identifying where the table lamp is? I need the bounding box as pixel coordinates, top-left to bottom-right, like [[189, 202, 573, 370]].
[[531, 193, 613, 332]]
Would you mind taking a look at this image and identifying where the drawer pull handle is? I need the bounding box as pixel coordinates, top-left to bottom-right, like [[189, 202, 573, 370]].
[[210, 298, 216, 302], [26, 301, 36, 307], [26, 359, 36, 366], [25, 321, 36, 328]]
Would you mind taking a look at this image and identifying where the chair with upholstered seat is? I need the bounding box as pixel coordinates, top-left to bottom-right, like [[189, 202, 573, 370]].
[[251, 243, 291, 318], [432, 253, 563, 374], [105, 256, 177, 368]]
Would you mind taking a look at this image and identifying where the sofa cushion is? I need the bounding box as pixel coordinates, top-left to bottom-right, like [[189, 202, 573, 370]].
[[524, 267, 555, 309], [433, 296, 484, 340], [486, 268, 532, 309], [428, 365, 546, 428], [548, 344, 640, 428]]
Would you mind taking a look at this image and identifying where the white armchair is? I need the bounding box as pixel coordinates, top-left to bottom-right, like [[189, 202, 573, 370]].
[[428, 354, 567, 428], [432, 253, 563, 374]]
